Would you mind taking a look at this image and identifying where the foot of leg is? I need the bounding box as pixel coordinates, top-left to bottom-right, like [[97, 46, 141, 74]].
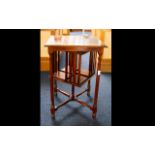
[[92, 112, 96, 119], [50, 105, 55, 119]]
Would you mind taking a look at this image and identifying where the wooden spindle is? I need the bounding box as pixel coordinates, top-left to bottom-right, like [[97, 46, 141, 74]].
[[78, 53, 81, 84], [65, 52, 68, 79], [73, 53, 77, 84], [58, 51, 60, 71]]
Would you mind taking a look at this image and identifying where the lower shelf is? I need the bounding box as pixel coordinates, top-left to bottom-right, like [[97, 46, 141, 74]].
[[53, 69, 95, 87]]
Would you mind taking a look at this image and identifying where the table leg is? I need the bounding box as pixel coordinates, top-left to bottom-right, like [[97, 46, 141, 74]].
[[71, 53, 76, 99], [65, 52, 68, 79], [54, 51, 58, 96], [92, 49, 103, 119], [87, 51, 92, 96], [73, 53, 77, 85], [87, 80, 91, 96], [78, 54, 81, 85], [49, 52, 55, 118], [58, 51, 60, 71], [69, 53, 73, 82], [54, 80, 57, 96]]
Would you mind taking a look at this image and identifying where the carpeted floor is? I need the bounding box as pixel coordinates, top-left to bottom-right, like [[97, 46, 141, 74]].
[[41, 54, 111, 126]]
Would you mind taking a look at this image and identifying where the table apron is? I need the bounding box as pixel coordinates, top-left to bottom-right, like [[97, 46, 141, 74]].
[[48, 46, 103, 53]]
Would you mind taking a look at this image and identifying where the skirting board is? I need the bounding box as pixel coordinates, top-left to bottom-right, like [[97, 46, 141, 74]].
[[101, 58, 111, 73], [40, 57, 49, 71]]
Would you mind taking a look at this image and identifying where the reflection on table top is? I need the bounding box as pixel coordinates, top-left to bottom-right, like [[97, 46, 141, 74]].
[[45, 35, 104, 47]]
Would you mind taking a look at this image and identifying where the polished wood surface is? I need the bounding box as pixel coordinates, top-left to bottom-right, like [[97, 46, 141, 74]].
[[46, 35, 104, 119], [45, 35, 104, 48]]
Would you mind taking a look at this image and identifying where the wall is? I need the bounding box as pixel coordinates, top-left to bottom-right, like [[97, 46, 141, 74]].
[[91, 29, 111, 72], [40, 30, 50, 71]]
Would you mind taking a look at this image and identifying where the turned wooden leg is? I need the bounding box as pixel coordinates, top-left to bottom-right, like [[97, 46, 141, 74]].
[[92, 49, 103, 119], [89, 52, 93, 75], [71, 53, 76, 100], [58, 51, 60, 71], [92, 73, 100, 119], [69, 53, 73, 82], [73, 53, 77, 84], [65, 52, 68, 79], [53, 51, 58, 97], [78, 54, 81, 84], [87, 80, 91, 96], [54, 80, 57, 96], [49, 52, 55, 118]]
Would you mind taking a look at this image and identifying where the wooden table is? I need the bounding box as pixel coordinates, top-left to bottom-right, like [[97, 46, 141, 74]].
[[45, 35, 104, 119]]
